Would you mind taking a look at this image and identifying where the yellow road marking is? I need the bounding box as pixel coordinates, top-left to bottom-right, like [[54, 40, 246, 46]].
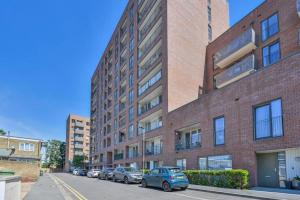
[[49, 174, 88, 200]]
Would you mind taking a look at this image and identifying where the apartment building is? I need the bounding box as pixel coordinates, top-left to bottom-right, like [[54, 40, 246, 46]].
[[89, 0, 229, 169], [65, 114, 90, 171], [164, 0, 300, 187]]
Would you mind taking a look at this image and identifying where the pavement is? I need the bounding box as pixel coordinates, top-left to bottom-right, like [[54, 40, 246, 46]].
[[23, 173, 300, 200]]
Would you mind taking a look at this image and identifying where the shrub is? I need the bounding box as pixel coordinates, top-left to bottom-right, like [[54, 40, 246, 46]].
[[141, 169, 150, 174], [183, 169, 249, 189]]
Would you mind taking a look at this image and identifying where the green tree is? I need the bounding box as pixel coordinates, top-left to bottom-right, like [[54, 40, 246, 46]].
[[46, 140, 65, 169], [72, 155, 84, 168], [0, 129, 6, 136]]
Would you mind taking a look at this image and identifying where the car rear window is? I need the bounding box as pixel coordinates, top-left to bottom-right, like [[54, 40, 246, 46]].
[[168, 168, 181, 173]]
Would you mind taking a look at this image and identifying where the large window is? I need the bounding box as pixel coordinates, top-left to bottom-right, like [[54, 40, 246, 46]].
[[129, 55, 134, 70], [129, 73, 134, 88], [129, 89, 134, 105], [254, 99, 283, 139], [214, 116, 225, 145], [261, 13, 279, 41], [129, 107, 134, 122], [176, 159, 186, 170], [128, 124, 134, 138], [19, 143, 35, 152], [262, 41, 281, 67], [199, 155, 232, 170]]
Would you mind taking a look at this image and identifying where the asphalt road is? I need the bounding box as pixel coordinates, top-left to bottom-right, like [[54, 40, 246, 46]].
[[34, 173, 259, 200]]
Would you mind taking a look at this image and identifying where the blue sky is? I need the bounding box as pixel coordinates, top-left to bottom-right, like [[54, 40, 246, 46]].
[[0, 0, 264, 141]]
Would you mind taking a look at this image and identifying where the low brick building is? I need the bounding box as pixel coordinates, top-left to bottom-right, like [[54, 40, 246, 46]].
[[164, 0, 300, 187], [0, 135, 42, 181]]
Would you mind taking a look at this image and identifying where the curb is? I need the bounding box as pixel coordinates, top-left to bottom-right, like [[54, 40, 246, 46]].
[[187, 187, 278, 200]]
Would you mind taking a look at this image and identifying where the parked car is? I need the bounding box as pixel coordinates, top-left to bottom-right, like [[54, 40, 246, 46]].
[[78, 169, 87, 176], [141, 167, 189, 192], [112, 167, 143, 184], [72, 169, 79, 175], [98, 168, 114, 180], [87, 169, 101, 178]]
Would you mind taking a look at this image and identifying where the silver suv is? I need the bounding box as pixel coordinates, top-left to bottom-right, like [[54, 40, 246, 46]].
[[112, 167, 143, 184]]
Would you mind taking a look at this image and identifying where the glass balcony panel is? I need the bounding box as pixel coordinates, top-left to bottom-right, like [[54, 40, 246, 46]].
[[215, 54, 255, 88], [214, 28, 256, 68]]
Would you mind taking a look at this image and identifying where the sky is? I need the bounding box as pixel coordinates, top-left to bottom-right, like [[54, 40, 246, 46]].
[[0, 0, 264, 141]]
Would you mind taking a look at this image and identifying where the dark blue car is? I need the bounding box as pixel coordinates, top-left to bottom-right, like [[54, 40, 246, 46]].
[[141, 167, 189, 192]]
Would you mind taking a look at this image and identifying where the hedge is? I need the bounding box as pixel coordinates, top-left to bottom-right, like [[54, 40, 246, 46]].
[[183, 169, 249, 189]]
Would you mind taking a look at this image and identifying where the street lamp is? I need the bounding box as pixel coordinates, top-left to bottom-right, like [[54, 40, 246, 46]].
[[139, 126, 145, 175]]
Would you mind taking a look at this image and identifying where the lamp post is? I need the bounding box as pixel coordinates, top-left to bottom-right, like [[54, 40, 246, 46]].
[[139, 126, 145, 175]]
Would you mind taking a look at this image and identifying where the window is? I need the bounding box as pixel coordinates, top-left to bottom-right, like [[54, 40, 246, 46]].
[[208, 25, 212, 41], [129, 55, 134, 70], [129, 38, 134, 52], [261, 13, 279, 41], [114, 89, 118, 101], [114, 119, 118, 130], [191, 130, 201, 147], [214, 116, 225, 145], [208, 6, 211, 23], [129, 89, 134, 105], [129, 107, 134, 122], [262, 41, 281, 67], [114, 104, 119, 116], [176, 159, 186, 170], [199, 155, 232, 170], [19, 143, 35, 152], [129, 73, 134, 87], [130, 24, 134, 38], [254, 99, 283, 139], [128, 124, 134, 138]]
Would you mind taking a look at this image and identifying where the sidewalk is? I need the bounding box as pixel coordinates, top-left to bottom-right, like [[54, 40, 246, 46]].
[[188, 184, 300, 200], [24, 174, 73, 200]]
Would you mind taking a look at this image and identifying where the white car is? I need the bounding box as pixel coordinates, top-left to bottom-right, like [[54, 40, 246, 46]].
[[72, 169, 79, 175], [87, 169, 101, 178]]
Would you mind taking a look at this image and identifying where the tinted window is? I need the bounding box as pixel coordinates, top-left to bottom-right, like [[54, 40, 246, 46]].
[[168, 168, 181, 173]]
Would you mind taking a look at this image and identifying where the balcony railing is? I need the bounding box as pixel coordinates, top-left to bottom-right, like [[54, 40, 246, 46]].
[[139, 2, 162, 42], [214, 28, 256, 68], [114, 153, 124, 161], [74, 144, 83, 149], [75, 121, 84, 127], [145, 145, 162, 156], [138, 24, 162, 59], [138, 70, 161, 96], [127, 150, 139, 159], [215, 54, 256, 88], [74, 151, 83, 156], [140, 118, 163, 134], [297, 0, 300, 18], [138, 95, 162, 115], [138, 48, 162, 78], [74, 137, 83, 142], [74, 129, 84, 134], [175, 142, 201, 151], [138, 0, 156, 24]]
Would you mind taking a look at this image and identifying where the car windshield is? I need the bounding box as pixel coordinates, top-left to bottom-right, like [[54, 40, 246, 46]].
[[106, 168, 114, 172], [168, 168, 181, 173], [124, 167, 138, 172]]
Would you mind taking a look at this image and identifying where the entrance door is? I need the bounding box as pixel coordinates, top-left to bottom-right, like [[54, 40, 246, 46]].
[[257, 153, 279, 187]]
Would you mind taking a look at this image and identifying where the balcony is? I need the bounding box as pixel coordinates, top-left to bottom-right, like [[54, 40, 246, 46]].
[[175, 125, 201, 151], [75, 121, 84, 127], [298, 0, 300, 18], [139, 1, 162, 42], [214, 28, 256, 69], [74, 151, 84, 156], [215, 54, 256, 88], [74, 137, 83, 142], [138, 0, 156, 24], [74, 144, 83, 149], [138, 69, 161, 96], [138, 87, 162, 115], [74, 129, 84, 134], [145, 137, 163, 156], [138, 22, 162, 60], [138, 110, 162, 134], [138, 43, 162, 78], [114, 153, 124, 161], [127, 146, 139, 159], [145, 145, 162, 156]]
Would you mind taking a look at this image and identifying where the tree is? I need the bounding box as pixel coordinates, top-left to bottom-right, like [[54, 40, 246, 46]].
[[72, 155, 84, 168], [0, 129, 6, 136], [46, 140, 65, 169]]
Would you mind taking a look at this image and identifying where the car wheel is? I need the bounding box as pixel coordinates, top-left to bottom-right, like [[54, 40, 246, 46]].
[[162, 181, 172, 192], [105, 175, 109, 180], [181, 187, 188, 190], [112, 176, 116, 182], [141, 179, 147, 188], [124, 176, 129, 184]]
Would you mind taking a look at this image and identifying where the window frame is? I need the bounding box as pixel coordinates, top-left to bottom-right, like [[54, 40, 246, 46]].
[[253, 98, 284, 140], [262, 40, 281, 67], [213, 116, 225, 146], [261, 12, 280, 42]]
